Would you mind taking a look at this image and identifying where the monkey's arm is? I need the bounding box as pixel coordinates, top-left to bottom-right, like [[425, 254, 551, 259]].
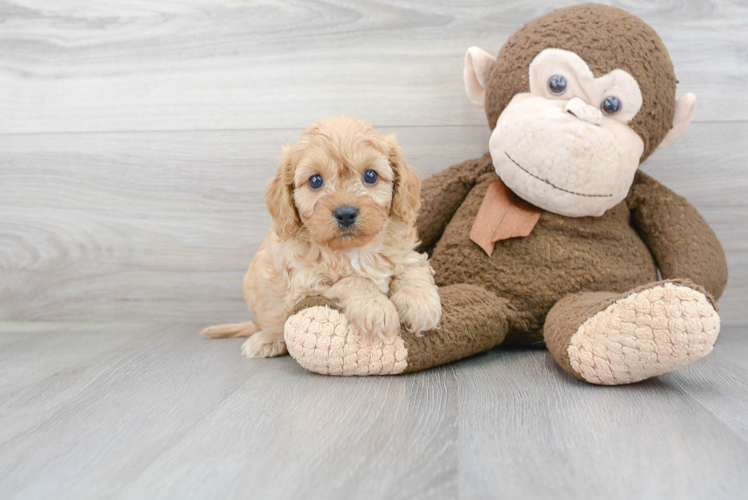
[[417, 152, 495, 254], [627, 171, 728, 299]]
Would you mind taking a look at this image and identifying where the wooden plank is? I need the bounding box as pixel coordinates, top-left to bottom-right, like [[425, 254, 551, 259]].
[[117, 359, 458, 500], [455, 344, 748, 499], [0, 323, 263, 499], [0, 0, 746, 134], [1, 122, 745, 324], [667, 332, 748, 442], [0, 322, 746, 499], [0, 322, 458, 500], [0, 322, 173, 443], [0, 321, 163, 403]]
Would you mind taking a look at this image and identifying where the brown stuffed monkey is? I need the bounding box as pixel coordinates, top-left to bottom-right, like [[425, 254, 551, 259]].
[[283, 4, 728, 385]]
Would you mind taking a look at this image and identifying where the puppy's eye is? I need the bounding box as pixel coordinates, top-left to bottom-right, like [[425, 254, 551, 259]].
[[601, 96, 622, 115], [363, 169, 378, 185], [308, 174, 323, 189], [548, 75, 567, 96]]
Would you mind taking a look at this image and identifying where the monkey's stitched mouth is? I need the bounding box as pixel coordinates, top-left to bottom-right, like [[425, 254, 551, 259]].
[[504, 152, 613, 198]]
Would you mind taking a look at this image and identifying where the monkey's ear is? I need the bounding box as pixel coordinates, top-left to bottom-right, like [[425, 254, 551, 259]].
[[464, 47, 496, 108], [265, 146, 301, 239], [659, 93, 696, 149]]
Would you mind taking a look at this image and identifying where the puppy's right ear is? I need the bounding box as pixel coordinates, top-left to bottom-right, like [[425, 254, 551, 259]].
[[265, 145, 301, 239]]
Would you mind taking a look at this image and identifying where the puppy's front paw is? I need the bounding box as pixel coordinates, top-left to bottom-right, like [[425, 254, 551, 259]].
[[345, 294, 401, 342], [390, 287, 442, 335], [241, 331, 288, 358]]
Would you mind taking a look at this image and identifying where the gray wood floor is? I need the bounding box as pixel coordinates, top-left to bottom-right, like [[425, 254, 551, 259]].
[[1, 1, 747, 499], [1, 322, 747, 500]]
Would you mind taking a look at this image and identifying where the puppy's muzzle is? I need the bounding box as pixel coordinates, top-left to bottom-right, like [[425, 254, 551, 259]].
[[333, 206, 359, 228]]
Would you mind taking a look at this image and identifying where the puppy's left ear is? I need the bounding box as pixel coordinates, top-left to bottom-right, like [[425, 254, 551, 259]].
[[386, 134, 421, 225]]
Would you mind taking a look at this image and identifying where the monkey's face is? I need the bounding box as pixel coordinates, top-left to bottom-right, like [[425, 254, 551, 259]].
[[489, 49, 645, 217], [464, 5, 696, 217]]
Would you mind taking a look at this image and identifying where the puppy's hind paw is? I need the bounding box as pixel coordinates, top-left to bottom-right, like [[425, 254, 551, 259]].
[[241, 331, 288, 358]]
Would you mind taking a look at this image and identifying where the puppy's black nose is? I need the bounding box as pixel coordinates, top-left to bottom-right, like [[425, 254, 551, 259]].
[[333, 206, 359, 228]]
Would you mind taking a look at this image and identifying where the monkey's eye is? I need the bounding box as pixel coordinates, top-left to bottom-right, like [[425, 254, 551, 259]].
[[601, 96, 622, 115], [308, 174, 324, 189], [548, 75, 567, 95], [363, 169, 378, 185]]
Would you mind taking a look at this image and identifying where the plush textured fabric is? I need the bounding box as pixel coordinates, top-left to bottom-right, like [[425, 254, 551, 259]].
[[285, 301, 408, 376], [628, 172, 728, 299], [490, 92, 645, 218], [291, 296, 340, 315], [416, 153, 496, 255], [484, 3, 677, 162], [464, 47, 496, 107], [469, 178, 542, 255], [285, 285, 513, 375], [425, 163, 727, 343], [546, 280, 719, 385], [544, 291, 613, 381], [428, 170, 660, 345], [401, 284, 513, 373]]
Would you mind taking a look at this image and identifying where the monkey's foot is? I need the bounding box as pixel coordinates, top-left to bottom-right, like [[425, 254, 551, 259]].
[[285, 285, 514, 376], [285, 301, 408, 376], [545, 280, 720, 385]]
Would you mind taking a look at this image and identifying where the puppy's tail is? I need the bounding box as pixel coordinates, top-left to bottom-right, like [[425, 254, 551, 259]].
[[199, 321, 259, 338]]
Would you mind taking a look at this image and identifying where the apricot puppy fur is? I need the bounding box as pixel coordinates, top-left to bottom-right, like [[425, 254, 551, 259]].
[[200, 116, 442, 358]]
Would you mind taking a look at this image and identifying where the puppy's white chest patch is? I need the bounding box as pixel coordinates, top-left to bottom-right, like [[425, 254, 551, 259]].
[[343, 248, 363, 271], [343, 248, 392, 293]]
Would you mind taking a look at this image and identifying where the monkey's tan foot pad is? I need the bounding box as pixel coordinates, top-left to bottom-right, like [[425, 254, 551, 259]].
[[566, 281, 720, 385], [285, 305, 408, 376]]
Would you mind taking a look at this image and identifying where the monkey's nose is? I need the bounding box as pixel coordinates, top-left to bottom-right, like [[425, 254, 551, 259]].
[[333, 206, 359, 228], [565, 97, 603, 126]]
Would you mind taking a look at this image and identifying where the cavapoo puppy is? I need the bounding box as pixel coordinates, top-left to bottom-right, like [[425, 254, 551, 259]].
[[201, 116, 442, 358]]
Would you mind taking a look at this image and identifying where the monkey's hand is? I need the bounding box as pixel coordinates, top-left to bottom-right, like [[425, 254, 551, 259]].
[[417, 152, 495, 254], [628, 171, 728, 299]]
